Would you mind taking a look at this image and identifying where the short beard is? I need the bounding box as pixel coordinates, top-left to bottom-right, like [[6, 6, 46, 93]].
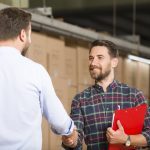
[[95, 69, 111, 82], [21, 48, 28, 56], [89, 65, 111, 82], [21, 43, 30, 56]]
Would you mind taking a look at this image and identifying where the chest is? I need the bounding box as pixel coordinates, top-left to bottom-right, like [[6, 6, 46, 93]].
[[80, 93, 135, 128]]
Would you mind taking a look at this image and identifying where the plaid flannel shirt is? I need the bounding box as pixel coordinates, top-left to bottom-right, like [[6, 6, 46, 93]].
[[65, 80, 150, 150]]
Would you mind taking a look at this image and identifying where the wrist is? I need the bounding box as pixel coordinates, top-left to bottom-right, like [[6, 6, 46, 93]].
[[123, 134, 128, 143], [125, 135, 131, 147], [67, 127, 77, 138], [62, 137, 78, 148], [70, 140, 78, 148], [62, 127, 78, 148]]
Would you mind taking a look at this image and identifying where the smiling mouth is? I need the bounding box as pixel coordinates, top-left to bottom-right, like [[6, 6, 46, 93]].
[[91, 68, 97, 71], [89, 66, 100, 70]]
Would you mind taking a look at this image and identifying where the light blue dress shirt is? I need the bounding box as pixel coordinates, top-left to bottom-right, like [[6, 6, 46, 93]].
[[0, 46, 74, 150]]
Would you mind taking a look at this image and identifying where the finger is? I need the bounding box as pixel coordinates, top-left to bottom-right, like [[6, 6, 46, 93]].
[[62, 136, 69, 141], [117, 120, 124, 130], [106, 133, 113, 143], [62, 139, 74, 146], [106, 133, 110, 139], [106, 136, 110, 142], [107, 127, 115, 136], [67, 139, 74, 144], [107, 127, 112, 133], [106, 130, 111, 137], [62, 136, 72, 142]]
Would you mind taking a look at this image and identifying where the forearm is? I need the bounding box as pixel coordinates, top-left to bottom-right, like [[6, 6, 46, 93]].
[[130, 134, 147, 147], [63, 96, 84, 149], [107, 121, 149, 148]]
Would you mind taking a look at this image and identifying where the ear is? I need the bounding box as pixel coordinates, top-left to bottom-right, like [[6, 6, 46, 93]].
[[111, 57, 118, 68], [19, 29, 27, 42]]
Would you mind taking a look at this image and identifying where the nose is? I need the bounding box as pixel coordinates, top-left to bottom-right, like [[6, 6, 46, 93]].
[[91, 57, 98, 66]]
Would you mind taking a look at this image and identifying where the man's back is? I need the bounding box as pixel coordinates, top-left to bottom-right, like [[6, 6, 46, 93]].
[[0, 46, 44, 150], [0, 7, 77, 150]]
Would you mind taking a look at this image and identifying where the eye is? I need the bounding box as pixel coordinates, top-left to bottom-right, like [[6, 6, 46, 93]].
[[97, 55, 103, 60], [89, 56, 94, 61]]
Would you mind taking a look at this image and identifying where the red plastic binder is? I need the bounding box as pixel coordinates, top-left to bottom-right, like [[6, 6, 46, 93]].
[[108, 104, 147, 150]]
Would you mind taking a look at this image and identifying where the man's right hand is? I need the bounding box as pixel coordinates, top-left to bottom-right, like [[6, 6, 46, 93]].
[[62, 127, 78, 148]]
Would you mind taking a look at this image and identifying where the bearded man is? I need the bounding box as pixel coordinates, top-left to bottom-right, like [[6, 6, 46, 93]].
[[62, 40, 150, 150]]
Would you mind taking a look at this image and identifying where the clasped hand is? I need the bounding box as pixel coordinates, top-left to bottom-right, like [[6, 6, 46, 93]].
[[62, 127, 78, 148]]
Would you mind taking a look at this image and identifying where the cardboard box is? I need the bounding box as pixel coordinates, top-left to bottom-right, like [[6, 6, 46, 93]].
[[115, 57, 124, 82], [27, 32, 48, 69], [45, 36, 64, 54], [46, 37, 78, 85], [46, 36, 66, 78], [136, 62, 149, 98], [64, 46, 77, 86], [51, 77, 70, 113], [123, 59, 138, 88], [30, 32, 47, 50], [42, 118, 50, 150], [49, 131, 62, 150], [77, 46, 94, 85], [67, 86, 77, 113]]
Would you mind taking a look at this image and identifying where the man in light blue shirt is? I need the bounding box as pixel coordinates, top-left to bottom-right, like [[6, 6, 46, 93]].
[[0, 7, 77, 150]]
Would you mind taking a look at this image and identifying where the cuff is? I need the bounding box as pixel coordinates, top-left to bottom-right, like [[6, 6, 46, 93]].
[[142, 132, 150, 146], [51, 120, 74, 136]]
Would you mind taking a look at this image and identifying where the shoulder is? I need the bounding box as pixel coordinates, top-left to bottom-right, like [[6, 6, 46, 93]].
[[73, 86, 95, 101], [117, 81, 145, 100], [21, 56, 51, 83], [22, 56, 47, 73], [116, 81, 141, 93]]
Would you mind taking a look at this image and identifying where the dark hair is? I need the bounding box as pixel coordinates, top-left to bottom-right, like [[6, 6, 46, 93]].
[[0, 7, 31, 40], [90, 40, 119, 58]]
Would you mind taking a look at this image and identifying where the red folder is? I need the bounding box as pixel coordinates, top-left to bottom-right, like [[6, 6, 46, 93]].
[[108, 104, 147, 150]]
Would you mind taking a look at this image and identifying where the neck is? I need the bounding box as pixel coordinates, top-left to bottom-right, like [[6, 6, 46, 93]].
[[0, 39, 22, 53], [97, 71, 114, 92]]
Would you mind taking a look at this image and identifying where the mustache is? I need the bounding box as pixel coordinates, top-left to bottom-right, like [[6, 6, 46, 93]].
[[89, 65, 101, 70]]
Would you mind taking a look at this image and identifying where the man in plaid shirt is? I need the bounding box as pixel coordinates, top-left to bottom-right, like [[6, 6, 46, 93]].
[[62, 40, 150, 150]]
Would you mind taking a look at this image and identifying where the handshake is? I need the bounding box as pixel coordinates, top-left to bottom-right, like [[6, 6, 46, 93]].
[[62, 126, 78, 148]]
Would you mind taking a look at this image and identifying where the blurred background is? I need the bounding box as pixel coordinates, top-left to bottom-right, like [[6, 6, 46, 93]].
[[1, 0, 150, 47], [0, 0, 150, 149]]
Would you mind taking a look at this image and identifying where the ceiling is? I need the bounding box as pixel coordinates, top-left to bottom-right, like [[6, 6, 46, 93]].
[[29, 0, 150, 47], [0, 0, 149, 47]]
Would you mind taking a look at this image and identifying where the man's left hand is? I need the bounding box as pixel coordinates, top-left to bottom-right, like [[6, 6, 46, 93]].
[[106, 120, 128, 144]]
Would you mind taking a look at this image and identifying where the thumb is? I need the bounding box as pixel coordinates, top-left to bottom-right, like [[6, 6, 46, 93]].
[[117, 120, 124, 131]]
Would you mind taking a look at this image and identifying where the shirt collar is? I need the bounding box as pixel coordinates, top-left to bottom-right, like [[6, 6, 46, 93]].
[[0, 46, 21, 55], [93, 80, 118, 92]]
